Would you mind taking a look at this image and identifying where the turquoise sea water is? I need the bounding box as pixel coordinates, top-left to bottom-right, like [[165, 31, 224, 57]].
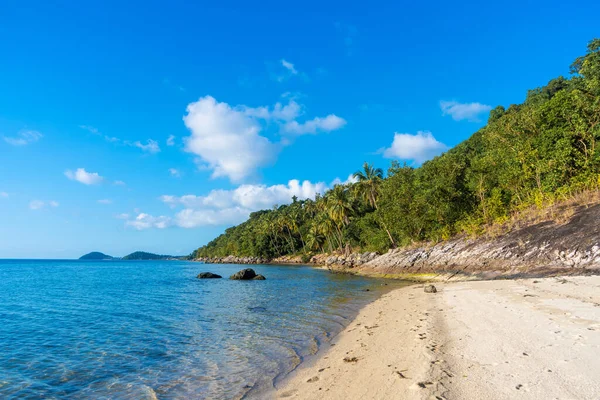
[[0, 259, 397, 399]]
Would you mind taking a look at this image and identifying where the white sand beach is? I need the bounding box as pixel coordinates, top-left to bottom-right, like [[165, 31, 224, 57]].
[[276, 276, 600, 400]]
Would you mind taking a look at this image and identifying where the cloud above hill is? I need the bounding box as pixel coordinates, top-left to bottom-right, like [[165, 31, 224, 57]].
[[440, 100, 492, 122], [182, 96, 346, 182], [383, 131, 448, 164], [123, 177, 353, 230]]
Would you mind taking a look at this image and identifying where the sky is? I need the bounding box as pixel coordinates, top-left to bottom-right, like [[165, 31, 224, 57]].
[[1, 0, 599, 259]]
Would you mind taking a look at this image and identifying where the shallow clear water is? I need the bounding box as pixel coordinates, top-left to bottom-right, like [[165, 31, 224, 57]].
[[0, 259, 398, 399]]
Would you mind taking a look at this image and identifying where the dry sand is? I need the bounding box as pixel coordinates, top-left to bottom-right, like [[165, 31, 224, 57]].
[[275, 276, 600, 400]]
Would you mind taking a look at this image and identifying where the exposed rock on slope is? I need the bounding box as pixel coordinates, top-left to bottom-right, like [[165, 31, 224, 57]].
[[355, 204, 600, 279], [196, 204, 600, 280]]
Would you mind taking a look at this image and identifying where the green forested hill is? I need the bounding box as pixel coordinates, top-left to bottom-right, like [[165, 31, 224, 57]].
[[79, 252, 114, 260], [192, 39, 600, 260], [122, 251, 182, 260]]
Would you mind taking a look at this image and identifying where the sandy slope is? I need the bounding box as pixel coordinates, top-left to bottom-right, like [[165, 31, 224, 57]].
[[275, 276, 600, 400]]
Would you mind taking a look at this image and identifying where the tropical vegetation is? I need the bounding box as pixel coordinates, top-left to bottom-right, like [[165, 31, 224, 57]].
[[192, 39, 600, 260]]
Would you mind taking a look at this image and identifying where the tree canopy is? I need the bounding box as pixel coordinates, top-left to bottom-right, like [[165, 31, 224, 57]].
[[192, 39, 600, 260]]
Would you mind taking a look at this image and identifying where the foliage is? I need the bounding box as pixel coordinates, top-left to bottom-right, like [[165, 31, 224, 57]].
[[192, 39, 600, 259], [122, 251, 182, 260]]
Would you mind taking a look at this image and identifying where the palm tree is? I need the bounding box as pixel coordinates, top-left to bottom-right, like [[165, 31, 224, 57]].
[[326, 185, 353, 227], [306, 222, 326, 252], [353, 162, 384, 209], [315, 214, 338, 252]]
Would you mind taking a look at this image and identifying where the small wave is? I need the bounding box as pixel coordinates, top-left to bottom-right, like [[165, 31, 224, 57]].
[[141, 385, 158, 400]]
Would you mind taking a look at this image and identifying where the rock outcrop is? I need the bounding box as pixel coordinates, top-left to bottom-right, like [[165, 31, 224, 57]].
[[195, 204, 600, 281], [196, 255, 269, 265], [354, 204, 600, 280], [196, 272, 222, 279], [230, 268, 258, 280]]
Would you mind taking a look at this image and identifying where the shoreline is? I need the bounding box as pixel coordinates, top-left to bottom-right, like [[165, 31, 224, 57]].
[[273, 276, 600, 399], [273, 282, 435, 399], [243, 279, 408, 400]]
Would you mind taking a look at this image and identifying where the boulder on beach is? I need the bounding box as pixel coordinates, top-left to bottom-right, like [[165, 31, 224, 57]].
[[197, 272, 222, 279], [424, 285, 437, 293], [253, 274, 266, 280], [230, 268, 258, 280]]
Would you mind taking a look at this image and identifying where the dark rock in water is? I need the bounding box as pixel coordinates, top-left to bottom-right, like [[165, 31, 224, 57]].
[[248, 306, 267, 312], [197, 272, 222, 279], [229, 268, 257, 280], [253, 274, 266, 280], [424, 285, 437, 293]]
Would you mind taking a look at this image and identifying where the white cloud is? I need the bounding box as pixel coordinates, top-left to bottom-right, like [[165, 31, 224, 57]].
[[281, 59, 298, 75], [161, 179, 327, 211], [183, 96, 280, 182], [168, 168, 181, 177], [28, 200, 58, 210], [98, 199, 112, 204], [440, 100, 492, 122], [174, 207, 249, 228], [65, 168, 104, 185], [3, 130, 43, 146], [29, 200, 45, 210], [272, 59, 305, 82], [283, 114, 347, 135], [166, 135, 176, 146], [126, 213, 172, 230], [152, 179, 329, 229], [125, 175, 358, 230], [383, 131, 448, 163], [79, 125, 160, 153], [79, 125, 99, 134], [0, 192, 8, 198], [241, 100, 303, 121], [330, 174, 359, 187], [133, 139, 160, 153], [115, 213, 130, 219], [114, 180, 126, 186], [183, 96, 346, 182]]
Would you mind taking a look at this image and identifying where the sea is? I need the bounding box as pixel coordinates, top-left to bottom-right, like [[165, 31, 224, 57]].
[[0, 259, 401, 399]]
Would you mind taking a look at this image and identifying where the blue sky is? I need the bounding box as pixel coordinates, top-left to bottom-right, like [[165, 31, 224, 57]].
[[1, 0, 599, 258]]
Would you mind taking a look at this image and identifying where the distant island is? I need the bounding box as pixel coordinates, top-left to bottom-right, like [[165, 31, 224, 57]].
[[121, 251, 184, 260], [79, 251, 185, 261], [79, 252, 114, 260]]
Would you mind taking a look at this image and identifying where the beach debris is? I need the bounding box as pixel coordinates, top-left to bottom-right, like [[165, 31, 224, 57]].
[[230, 268, 258, 280], [196, 272, 222, 279], [424, 285, 437, 293], [516, 384, 523, 390], [343, 357, 359, 363], [417, 381, 433, 388], [394, 370, 408, 379], [307, 376, 319, 383]]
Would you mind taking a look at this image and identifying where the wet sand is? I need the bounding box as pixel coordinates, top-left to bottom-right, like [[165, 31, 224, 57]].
[[275, 276, 600, 399]]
